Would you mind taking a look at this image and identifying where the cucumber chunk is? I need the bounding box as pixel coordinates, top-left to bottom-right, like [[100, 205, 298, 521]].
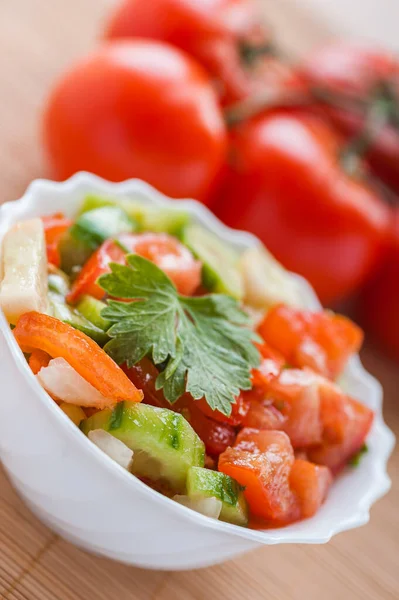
[[186, 466, 248, 526], [182, 225, 243, 299], [59, 231, 93, 276], [81, 402, 205, 492], [76, 295, 110, 331], [78, 194, 189, 238], [70, 206, 137, 250], [48, 292, 109, 346]]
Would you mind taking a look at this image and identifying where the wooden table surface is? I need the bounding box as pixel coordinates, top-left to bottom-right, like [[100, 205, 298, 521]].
[[0, 1, 398, 598]]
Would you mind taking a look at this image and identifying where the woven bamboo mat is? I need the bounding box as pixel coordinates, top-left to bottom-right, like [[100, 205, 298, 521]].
[[0, 1, 397, 598]]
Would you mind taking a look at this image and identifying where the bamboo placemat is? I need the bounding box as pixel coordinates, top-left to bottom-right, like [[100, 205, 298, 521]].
[[0, 1, 397, 598]]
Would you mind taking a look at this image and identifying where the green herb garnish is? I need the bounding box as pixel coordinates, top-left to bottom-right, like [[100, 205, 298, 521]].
[[349, 443, 368, 467], [99, 254, 260, 416]]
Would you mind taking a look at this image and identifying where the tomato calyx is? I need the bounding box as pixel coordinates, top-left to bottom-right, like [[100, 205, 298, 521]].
[[238, 39, 276, 68], [338, 80, 399, 179], [224, 87, 308, 127]]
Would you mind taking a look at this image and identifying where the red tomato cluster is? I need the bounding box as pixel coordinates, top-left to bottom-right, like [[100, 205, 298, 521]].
[[42, 0, 399, 359]]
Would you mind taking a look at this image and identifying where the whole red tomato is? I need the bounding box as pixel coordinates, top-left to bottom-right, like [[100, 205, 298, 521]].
[[360, 209, 399, 360], [300, 43, 399, 193], [104, 0, 289, 106], [43, 40, 227, 202], [213, 110, 390, 305]]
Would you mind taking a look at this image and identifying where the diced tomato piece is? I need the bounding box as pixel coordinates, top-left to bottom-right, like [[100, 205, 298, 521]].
[[219, 429, 300, 524], [242, 388, 287, 430], [14, 312, 143, 404], [290, 459, 332, 518], [268, 368, 323, 448], [67, 238, 125, 303], [196, 393, 250, 426], [128, 233, 202, 296], [42, 213, 73, 267], [251, 341, 285, 388], [67, 232, 202, 304], [29, 349, 51, 375], [187, 404, 237, 457], [123, 358, 171, 409], [308, 397, 374, 473], [258, 305, 363, 379]]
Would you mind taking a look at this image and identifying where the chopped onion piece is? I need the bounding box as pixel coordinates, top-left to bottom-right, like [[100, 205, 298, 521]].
[[173, 495, 222, 520], [88, 430, 134, 470], [37, 357, 112, 408]]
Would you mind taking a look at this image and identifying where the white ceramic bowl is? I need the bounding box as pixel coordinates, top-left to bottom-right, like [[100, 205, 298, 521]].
[[0, 173, 395, 570]]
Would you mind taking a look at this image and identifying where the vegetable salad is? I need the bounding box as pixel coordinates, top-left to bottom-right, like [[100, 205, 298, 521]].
[[0, 195, 374, 528]]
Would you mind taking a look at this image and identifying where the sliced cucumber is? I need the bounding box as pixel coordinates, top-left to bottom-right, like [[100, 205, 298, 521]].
[[182, 225, 243, 299], [70, 206, 137, 250], [48, 292, 109, 346], [239, 246, 302, 310], [59, 230, 93, 276], [186, 466, 248, 526], [80, 402, 205, 492], [76, 295, 110, 331], [78, 194, 189, 238]]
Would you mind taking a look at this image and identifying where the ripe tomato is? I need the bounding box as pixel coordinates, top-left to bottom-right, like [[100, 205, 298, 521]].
[[43, 40, 227, 202], [242, 388, 287, 431], [300, 42, 399, 193], [213, 110, 391, 305], [187, 405, 237, 457], [360, 210, 399, 360], [67, 232, 202, 303], [267, 368, 323, 448], [124, 358, 236, 455], [104, 0, 280, 106], [289, 459, 332, 518], [308, 396, 374, 474], [258, 305, 363, 379], [42, 213, 72, 267], [219, 429, 300, 524], [196, 392, 249, 426], [251, 341, 285, 388]]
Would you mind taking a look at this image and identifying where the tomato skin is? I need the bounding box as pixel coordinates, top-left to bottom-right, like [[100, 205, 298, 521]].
[[258, 305, 363, 379], [300, 43, 399, 193], [67, 232, 202, 304], [219, 428, 300, 524], [104, 0, 277, 106], [123, 358, 171, 409], [42, 213, 73, 267], [14, 312, 142, 403], [186, 403, 237, 457], [213, 110, 390, 305], [67, 239, 125, 304], [43, 40, 227, 202], [360, 210, 399, 360], [197, 393, 249, 426]]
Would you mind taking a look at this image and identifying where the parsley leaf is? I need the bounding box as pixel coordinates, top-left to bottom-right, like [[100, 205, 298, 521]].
[[99, 254, 260, 415]]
